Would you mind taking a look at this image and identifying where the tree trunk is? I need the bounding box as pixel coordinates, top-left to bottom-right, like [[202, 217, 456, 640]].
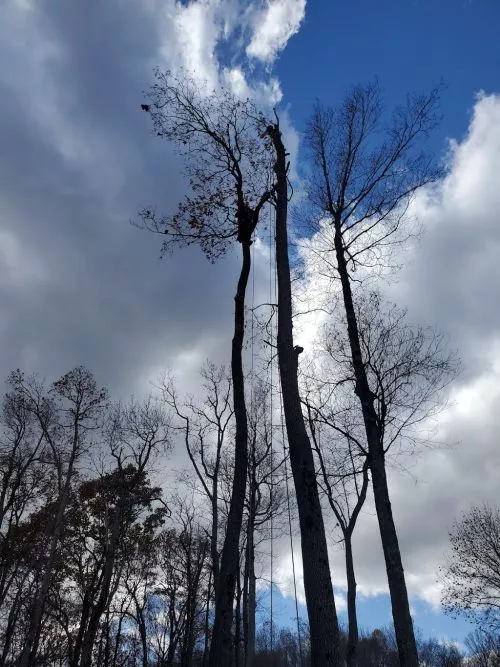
[[209, 238, 251, 667], [111, 614, 123, 667], [344, 535, 358, 667], [244, 464, 256, 667], [79, 501, 123, 667], [0, 577, 26, 666], [333, 220, 419, 667], [268, 124, 342, 667], [234, 570, 242, 667], [18, 454, 77, 667], [203, 568, 212, 667], [246, 528, 256, 667], [70, 580, 97, 667]]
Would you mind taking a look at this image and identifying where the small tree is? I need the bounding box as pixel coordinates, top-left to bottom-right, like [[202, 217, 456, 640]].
[[441, 505, 500, 633], [465, 628, 500, 667]]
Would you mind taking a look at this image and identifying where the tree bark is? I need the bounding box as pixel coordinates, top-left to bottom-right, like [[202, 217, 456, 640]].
[[79, 501, 123, 667], [268, 123, 342, 667], [344, 535, 358, 667], [209, 236, 251, 667], [333, 220, 419, 667], [244, 508, 256, 667]]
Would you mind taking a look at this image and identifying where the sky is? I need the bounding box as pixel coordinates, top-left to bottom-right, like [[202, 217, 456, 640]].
[[1, 0, 500, 651]]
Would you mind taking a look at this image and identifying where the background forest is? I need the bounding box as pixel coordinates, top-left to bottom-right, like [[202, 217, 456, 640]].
[[1, 0, 500, 666]]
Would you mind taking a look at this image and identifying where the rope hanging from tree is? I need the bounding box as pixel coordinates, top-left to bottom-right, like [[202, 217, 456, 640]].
[[268, 200, 304, 665]]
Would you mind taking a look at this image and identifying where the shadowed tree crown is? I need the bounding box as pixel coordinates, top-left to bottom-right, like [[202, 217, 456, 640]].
[[139, 69, 275, 259]]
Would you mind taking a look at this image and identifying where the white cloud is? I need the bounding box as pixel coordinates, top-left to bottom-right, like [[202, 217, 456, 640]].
[[247, 0, 306, 62]]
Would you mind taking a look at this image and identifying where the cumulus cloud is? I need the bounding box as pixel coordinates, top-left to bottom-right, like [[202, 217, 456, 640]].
[[246, 0, 306, 62], [0, 0, 292, 402]]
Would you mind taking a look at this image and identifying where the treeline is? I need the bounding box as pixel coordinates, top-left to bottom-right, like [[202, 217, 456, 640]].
[[2, 366, 498, 667]]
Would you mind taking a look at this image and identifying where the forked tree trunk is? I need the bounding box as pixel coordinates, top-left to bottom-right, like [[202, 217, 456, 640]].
[[268, 124, 342, 667], [333, 221, 419, 667], [209, 236, 251, 667]]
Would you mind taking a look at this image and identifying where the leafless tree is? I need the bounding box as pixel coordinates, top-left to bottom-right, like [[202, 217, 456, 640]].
[[465, 628, 500, 667], [441, 505, 500, 634], [242, 379, 286, 667], [139, 70, 275, 667], [305, 81, 444, 667], [162, 362, 233, 592], [305, 402, 368, 667], [267, 120, 343, 667]]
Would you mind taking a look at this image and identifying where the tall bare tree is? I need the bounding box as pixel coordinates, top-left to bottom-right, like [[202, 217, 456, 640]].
[[305, 404, 368, 667], [267, 120, 343, 667], [305, 81, 443, 667], [139, 70, 275, 666]]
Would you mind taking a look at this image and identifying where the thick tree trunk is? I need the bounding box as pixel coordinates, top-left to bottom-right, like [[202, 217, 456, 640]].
[[209, 238, 251, 667], [344, 535, 358, 667], [268, 124, 342, 667], [333, 222, 419, 667]]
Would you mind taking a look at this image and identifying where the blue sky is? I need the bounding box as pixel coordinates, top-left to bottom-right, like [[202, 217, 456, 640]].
[[276, 0, 500, 148], [259, 589, 476, 647]]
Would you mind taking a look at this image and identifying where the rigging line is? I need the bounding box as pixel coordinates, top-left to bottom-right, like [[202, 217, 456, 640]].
[[249, 225, 256, 413], [275, 221, 304, 667], [268, 198, 274, 660], [278, 370, 305, 667]]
